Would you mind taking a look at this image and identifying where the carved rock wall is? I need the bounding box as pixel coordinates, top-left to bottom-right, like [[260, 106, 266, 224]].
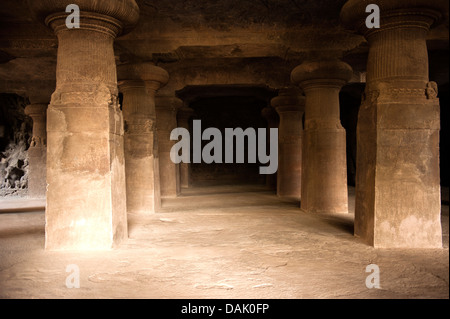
[[0, 93, 31, 197]]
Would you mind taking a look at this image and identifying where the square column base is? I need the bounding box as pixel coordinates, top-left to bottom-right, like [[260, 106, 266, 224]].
[[45, 104, 127, 250], [355, 96, 442, 248]]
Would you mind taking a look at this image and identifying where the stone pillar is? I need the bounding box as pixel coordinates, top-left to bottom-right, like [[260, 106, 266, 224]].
[[261, 106, 279, 190], [118, 63, 168, 214], [291, 60, 352, 214], [29, 1, 140, 250], [24, 103, 47, 198], [155, 96, 183, 198], [177, 105, 194, 189], [341, 0, 447, 248], [271, 88, 305, 200]]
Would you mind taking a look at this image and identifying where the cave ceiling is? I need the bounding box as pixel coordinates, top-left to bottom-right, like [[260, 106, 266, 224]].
[[0, 0, 448, 101]]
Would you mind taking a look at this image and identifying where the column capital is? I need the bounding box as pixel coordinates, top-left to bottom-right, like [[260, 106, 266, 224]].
[[118, 62, 169, 103], [144, 71, 170, 94], [341, 0, 447, 89], [118, 64, 158, 132], [117, 80, 146, 92], [25, 103, 47, 117], [25, 103, 48, 148], [271, 87, 305, 113], [340, 0, 448, 36], [118, 62, 169, 88], [117, 63, 143, 84], [28, 0, 139, 37], [291, 60, 353, 90]]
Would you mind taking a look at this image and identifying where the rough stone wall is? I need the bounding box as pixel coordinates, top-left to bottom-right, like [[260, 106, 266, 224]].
[[0, 94, 31, 197]]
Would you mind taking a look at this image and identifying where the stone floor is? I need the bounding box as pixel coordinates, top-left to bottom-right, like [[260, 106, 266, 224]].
[[0, 185, 448, 299]]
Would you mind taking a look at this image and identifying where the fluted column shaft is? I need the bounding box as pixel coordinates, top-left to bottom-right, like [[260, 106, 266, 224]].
[[272, 88, 305, 200], [291, 60, 352, 214], [30, 0, 140, 250], [24, 103, 47, 198], [341, 0, 447, 248], [177, 106, 194, 188], [156, 96, 182, 198]]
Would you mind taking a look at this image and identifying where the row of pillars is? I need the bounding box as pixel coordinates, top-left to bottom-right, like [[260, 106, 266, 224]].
[[24, 65, 193, 204], [22, 0, 445, 249], [265, 60, 351, 215]]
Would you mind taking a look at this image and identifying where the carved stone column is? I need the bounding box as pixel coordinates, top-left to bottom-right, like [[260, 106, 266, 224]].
[[341, 0, 447, 248], [155, 96, 183, 198], [29, 0, 139, 250], [24, 103, 47, 198], [177, 105, 194, 189], [118, 62, 168, 214], [291, 60, 352, 214], [271, 87, 305, 200], [261, 106, 279, 190]]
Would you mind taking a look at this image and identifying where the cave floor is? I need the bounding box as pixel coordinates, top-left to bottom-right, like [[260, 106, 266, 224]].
[[0, 185, 448, 299]]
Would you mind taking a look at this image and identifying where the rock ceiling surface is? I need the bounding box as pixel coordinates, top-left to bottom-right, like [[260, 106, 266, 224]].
[[0, 0, 448, 100]]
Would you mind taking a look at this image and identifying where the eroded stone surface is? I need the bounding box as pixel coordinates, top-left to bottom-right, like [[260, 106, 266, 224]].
[[0, 95, 31, 197]]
